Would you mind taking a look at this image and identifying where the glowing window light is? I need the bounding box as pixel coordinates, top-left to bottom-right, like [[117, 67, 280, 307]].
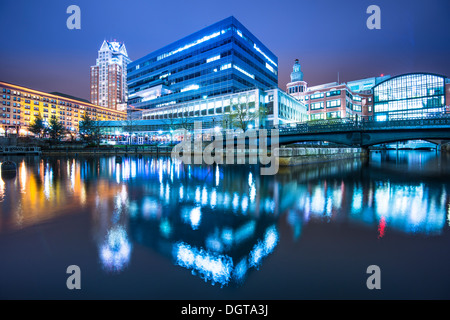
[[181, 84, 200, 93], [220, 63, 231, 71], [253, 44, 277, 67], [174, 242, 233, 287], [157, 31, 222, 61], [233, 65, 255, 79], [207, 55, 221, 63], [265, 63, 276, 74]]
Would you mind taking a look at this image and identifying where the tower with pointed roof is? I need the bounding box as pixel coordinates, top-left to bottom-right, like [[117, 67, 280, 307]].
[[90, 40, 131, 110], [286, 59, 307, 98]]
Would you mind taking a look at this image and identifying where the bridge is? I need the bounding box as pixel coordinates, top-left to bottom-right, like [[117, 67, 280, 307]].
[[275, 116, 450, 148], [99, 115, 450, 149]]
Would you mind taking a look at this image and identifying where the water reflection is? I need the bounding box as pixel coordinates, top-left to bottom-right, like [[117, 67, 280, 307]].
[[0, 150, 449, 287]]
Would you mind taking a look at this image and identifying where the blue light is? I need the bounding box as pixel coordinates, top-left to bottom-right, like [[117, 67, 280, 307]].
[[100, 226, 132, 273], [174, 242, 233, 287], [249, 226, 278, 269]]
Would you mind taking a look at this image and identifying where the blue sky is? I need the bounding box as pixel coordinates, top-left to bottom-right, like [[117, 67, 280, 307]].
[[0, 0, 449, 100]]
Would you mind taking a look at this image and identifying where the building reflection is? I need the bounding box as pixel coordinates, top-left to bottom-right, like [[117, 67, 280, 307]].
[[280, 157, 449, 240], [0, 153, 449, 285]]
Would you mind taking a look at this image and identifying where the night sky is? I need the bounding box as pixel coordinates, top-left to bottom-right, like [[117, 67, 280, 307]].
[[0, 0, 449, 101]]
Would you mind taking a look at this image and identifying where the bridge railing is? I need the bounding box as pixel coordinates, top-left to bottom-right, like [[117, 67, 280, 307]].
[[277, 115, 450, 135]]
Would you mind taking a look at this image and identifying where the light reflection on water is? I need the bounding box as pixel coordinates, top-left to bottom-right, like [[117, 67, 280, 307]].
[[0, 150, 449, 288]]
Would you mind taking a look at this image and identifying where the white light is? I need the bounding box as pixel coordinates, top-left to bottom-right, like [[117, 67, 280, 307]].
[[266, 62, 276, 74], [157, 31, 221, 61], [233, 65, 255, 79], [181, 84, 200, 93], [207, 55, 221, 63], [220, 63, 231, 71], [254, 44, 277, 67]]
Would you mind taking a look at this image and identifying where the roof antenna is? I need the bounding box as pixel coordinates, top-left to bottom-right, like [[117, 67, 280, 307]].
[[337, 72, 340, 84]]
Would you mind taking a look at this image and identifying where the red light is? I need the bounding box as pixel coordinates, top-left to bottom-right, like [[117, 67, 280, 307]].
[[380, 74, 384, 77], [378, 216, 386, 239]]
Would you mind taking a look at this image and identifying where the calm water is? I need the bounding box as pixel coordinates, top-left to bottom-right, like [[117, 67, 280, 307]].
[[1, 151, 450, 299]]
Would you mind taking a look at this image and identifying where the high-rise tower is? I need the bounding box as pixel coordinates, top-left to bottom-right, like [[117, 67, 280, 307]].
[[90, 40, 131, 110]]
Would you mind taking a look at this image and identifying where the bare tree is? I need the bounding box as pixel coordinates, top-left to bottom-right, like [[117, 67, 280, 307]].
[[224, 102, 267, 131]]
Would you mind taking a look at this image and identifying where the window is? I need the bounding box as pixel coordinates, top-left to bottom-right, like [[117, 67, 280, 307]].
[[310, 102, 324, 110], [327, 99, 340, 108], [310, 92, 324, 100]]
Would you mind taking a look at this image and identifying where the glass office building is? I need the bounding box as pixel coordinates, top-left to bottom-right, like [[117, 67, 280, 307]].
[[127, 16, 278, 115], [373, 73, 446, 121], [141, 87, 307, 128], [96, 88, 307, 143]]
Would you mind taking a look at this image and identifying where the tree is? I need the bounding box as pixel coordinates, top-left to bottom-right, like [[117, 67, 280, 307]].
[[224, 102, 267, 131], [79, 113, 101, 145], [28, 113, 46, 138], [48, 117, 66, 141]]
